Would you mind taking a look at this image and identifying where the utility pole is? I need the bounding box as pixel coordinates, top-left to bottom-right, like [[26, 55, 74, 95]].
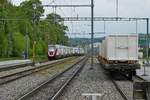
[[146, 18, 149, 64], [142, 18, 149, 76], [6, 0, 13, 57], [116, 0, 118, 17], [2, 0, 5, 56], [90, 0, 94, 69], [32, 4, 36, 63], [25, 33, 28, 59], [25, 22, 29, 59]]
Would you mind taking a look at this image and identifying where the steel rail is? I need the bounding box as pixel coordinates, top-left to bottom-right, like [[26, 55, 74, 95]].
[[0, 62, 33, 72], [51, 58, 87, 100], [0, 57, 78, 85], [111, 79, 130, 100], [132, 75, 147, 82], [132, 75, 149, 100], [112, 73, 147, 100], [17, 57, 86, 100], [109, 72, 130, 100]]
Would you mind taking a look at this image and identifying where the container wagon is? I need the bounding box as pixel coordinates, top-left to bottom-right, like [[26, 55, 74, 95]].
[[98, 34, 140, 78]]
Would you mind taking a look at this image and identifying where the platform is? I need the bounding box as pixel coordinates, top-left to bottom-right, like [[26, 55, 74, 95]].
[[0, 59, 32, 71], [136, 65, 150, 81]]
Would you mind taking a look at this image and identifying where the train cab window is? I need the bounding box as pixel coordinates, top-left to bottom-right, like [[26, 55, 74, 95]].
[[48, 46, 56, 51]]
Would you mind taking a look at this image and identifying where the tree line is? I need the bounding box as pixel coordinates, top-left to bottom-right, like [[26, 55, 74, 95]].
[[0, 0, 68, 59]]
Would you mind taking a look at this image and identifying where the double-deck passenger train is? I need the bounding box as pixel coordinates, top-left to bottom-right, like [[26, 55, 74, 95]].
[[48, 45, 84, 59]]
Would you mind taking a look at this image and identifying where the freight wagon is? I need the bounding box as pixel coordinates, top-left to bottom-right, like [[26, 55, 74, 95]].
[[98, 34, 140, 78]]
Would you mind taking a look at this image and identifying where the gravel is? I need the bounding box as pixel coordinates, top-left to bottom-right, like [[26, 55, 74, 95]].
[[25, 59, 81, 100], [58, 58, 124, 100], [0, 66, 34, 78], [0, 57, 81, 100], [0, 74, 47, 100], [116, 81, 133, 100], [0, 57, 76, 78]]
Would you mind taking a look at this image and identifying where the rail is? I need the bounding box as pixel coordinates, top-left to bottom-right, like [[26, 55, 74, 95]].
[[17, 57, 87, 100], [0, 57, 79, 85]]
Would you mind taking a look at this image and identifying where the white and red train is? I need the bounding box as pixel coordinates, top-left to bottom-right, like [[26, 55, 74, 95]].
[[48, 45, 84, 59]]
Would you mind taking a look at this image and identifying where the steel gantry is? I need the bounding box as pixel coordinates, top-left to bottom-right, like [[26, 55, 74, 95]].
[[4, 17, 148, 22], [42, 5, 91, 7], [59, 17, 148, 21]]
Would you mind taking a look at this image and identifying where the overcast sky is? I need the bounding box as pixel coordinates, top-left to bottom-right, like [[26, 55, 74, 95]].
[[12, 0, 150, 38]]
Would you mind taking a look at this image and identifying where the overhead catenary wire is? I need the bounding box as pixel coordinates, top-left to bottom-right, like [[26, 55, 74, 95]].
[[46, 0, 89, 38], [49, 0, 55, 4]]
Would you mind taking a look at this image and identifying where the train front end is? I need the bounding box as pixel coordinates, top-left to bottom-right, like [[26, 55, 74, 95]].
[[48, 45, 57, 60]]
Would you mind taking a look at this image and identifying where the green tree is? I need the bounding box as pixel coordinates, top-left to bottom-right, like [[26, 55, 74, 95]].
[[13, 32, 26, 56], [0, 0, 69, 59], [20, 0, 44, 22]]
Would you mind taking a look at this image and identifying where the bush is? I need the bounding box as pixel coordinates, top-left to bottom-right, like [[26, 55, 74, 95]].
[[13, 32, 25, 57]]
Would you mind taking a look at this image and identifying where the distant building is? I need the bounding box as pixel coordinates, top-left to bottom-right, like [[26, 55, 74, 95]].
[[88, 42, 101, 48], [139, 34, 150, 48]]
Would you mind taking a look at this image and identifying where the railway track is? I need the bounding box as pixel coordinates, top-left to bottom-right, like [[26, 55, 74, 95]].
[[132, 75, 150, 100], [0, 57, 79, 85], [110, 75, 130, 100], [0, 61, 33, 72], [17, 57, 87, 100], [111, 72, 150, 100]]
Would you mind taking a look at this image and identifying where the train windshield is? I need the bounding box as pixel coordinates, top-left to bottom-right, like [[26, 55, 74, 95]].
[[48, 45, 56, 51]]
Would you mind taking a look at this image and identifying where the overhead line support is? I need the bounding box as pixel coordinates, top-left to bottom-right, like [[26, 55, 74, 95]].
[[91, 0, 94, 69], [1, 17, 148, 22], [42, 5, 91, 7], [59, 17, 148, 21]]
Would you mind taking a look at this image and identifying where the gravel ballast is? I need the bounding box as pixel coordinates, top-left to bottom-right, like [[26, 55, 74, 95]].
[[25, 59, 83, 100], [58, 58, 124, 100], [0, 57, 82, 100], [116, 81, 133, 100]]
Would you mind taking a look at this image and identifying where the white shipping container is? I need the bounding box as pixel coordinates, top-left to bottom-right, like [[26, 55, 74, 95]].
[[103, 34, 138, 61]]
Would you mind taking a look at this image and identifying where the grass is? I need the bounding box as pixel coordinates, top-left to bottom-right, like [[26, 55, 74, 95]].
[[36, 57, 79, 75], [34, 55, 48, 63]]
